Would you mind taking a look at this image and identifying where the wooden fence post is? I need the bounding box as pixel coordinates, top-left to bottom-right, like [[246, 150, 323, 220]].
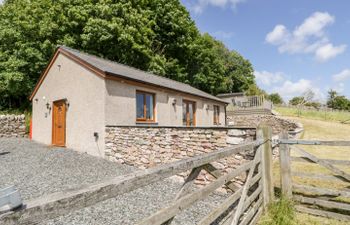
[[279, 131, 292, 198], [257, 125, 274, 208]]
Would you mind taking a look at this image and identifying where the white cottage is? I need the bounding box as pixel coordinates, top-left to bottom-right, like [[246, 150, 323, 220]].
[[30, 46, 228, 157]]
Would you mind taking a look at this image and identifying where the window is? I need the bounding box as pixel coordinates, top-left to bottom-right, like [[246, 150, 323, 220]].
[[214, 105, 220, 125], [136, 91, 155, 122], [183, 100, 196, 126]]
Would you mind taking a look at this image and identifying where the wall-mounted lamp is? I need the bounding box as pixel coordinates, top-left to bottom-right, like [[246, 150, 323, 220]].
[[205, 104, 210, 110], [57, 64, 61, 71], [172, 99, 177, 106], [46, 102, 51, 110], [94, 132, 99, 141], [34, 98, 39, 103], [65, 99, 70, 108]]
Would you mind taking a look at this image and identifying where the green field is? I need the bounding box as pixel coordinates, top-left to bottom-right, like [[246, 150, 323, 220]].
[[270, 117, 350, 225], [275, 106, 350, 123]]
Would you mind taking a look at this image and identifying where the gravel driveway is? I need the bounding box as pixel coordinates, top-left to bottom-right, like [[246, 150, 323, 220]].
[[0, 138, 227, 225], [0, 138, 135, 200]]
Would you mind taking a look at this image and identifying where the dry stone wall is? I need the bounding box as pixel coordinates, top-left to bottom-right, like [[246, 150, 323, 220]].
[[227, 115, 304, 161], [228, 115, 302, 135], [105, 126, 256, 190], [0, 114, 27, 137]]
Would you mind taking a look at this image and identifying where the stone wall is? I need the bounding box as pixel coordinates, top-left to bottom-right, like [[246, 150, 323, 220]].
[[0, 114, 27, 137], [228, 115, 302, 135], [105, 126, 256, 189], [105, 126, 255, 167]]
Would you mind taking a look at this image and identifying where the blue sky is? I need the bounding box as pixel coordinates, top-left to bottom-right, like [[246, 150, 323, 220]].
[[181, 0, 350, 102]]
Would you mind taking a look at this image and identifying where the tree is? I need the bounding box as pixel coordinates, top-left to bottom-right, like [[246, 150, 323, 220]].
[[289, 90, 315, 105], [304, 101, 321, 109], [289, 97, 304, 106], [268, 93, 283, 105], [332, 96, 350, 110], [289, 89, 321, 116], [0, 0, 256, 110], [302, 89, 315, 104], [245, 84, 268, 97], [327, 89, 350, 110]]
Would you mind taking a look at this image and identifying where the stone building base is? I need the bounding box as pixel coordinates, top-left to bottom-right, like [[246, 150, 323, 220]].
[[105, 126, 256, 190]]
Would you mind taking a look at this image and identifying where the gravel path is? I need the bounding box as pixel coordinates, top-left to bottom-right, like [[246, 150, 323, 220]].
[[0, 138, 227, 225], [43, 180, 227, 225], [0, 138, 135, 200]]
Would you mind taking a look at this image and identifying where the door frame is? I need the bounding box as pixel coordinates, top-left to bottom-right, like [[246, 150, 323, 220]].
[[183, 99, 196, 127], [52, 99, 67, 147]]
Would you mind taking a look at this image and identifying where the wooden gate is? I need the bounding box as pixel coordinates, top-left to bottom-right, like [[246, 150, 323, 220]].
[[137, 126, 273, 225], [0, 126, 273, 225], [278, 132, 350, 221]]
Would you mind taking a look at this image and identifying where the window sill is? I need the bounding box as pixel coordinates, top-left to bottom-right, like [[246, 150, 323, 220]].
[[136, 121, 158, 125]]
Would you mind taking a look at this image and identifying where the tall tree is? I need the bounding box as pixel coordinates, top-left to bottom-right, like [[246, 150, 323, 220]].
[[327, 89, 338, 109], [0, 0, 255, 110]]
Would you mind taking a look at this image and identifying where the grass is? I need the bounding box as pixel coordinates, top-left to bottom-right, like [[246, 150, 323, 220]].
[[275, 106, 350, 123], [295, 213, 348, 225], [259, 196, 296, 225], [271, 116, 350, 224], [24, 111, 31, 133]]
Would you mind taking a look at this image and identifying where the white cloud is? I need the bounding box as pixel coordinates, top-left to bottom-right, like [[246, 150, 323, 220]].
[[212, 30, 234, 40], [192, 0, 246, 14], [254, 71, 284, 86], [265, 25, 289, 45], [266, 12, 346, 62], [293, 12, 334, 38], [315, 44, 347, 62], [332, 69, 350, 82], [273, 79, 323, 101]]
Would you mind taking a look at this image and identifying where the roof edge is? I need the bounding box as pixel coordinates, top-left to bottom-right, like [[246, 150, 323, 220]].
[[29, 47, 107, 101], [104, 71, 229, 104]]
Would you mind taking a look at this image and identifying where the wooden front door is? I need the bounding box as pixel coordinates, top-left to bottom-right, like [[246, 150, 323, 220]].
[[52, 100, 66, 146]]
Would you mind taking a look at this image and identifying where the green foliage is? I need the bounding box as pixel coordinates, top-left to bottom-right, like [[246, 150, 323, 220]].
[[327, 89, 350, 111], [259, 196, 296, 225], [268, 93, 283, 105], [304, 101, 321, 109], [245, 83, 268, 97], [24, 110, 31, 133], [289, 97, 304, 106], [0, 0, 255, 110], [332, 96, 350, 110]]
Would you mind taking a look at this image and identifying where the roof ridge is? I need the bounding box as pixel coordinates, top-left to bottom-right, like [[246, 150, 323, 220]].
[[58, 45, 227, 103]]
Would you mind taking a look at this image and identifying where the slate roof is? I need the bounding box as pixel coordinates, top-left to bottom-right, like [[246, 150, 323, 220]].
[[60, 46, 228, 104]]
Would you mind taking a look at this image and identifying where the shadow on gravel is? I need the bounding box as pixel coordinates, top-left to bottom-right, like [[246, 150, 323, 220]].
[[0, 151, 10, 156]]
